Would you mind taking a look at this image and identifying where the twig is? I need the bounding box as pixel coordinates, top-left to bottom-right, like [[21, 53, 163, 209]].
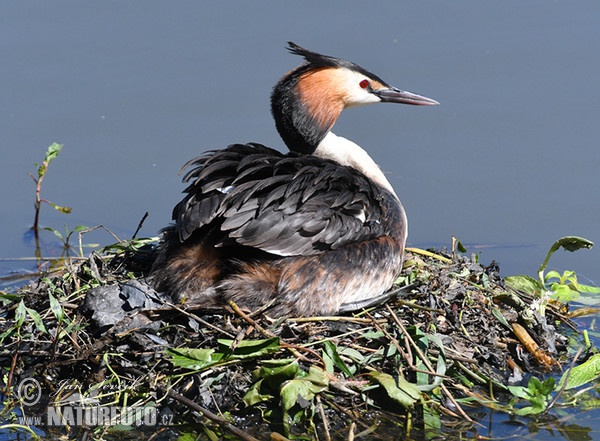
[[316, 395, 331, 441], [168, 303, 236, 339], [405, 247, 452, 263], [165, 388, 260, 441], [132, 212, 149, 239], [348, 422, 356, 441], [384, 305, 474, 423], [228, 301, 324, 365], [544, 346, 583, 414]]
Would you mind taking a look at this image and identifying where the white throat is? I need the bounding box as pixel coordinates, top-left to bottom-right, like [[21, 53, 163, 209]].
[[314, 132, 398, 199]]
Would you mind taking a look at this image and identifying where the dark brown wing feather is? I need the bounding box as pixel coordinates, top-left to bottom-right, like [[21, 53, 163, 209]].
[[172, 143, 400, 257]]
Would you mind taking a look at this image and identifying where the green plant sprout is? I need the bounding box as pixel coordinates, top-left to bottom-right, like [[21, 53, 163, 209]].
[[28, 143, 72, 236], [508, 376, 556, 415], [27, 143, 96, 262], [505, 236, 600, 306]]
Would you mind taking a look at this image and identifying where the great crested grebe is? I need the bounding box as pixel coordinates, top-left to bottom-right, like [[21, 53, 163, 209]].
[[151, 42, 438, 317]]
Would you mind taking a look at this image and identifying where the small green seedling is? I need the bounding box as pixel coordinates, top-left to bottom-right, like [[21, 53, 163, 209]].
[[29, 143, 72, 235]]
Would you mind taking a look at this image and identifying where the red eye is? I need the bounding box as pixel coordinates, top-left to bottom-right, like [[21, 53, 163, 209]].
[[359, 79, 369, 89]]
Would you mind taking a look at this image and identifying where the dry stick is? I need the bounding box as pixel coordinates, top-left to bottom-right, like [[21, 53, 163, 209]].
[[544, 346, 583, 414], [405, 247, 452, 264], [383, 304, 474, 423], [165, 388, 260, 441], [132, 211, 149, 239], [228, 301, 325, 366], [347, 422, 356, 441], [316, 395, 332, 441], [511, 322, 557, 369], [168, 303, 237, 339], [290, 316, 387, 325]]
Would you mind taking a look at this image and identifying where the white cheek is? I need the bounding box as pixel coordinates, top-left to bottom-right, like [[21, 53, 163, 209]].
[[345, 90, 381, 107], [342, 70, 381, 107]]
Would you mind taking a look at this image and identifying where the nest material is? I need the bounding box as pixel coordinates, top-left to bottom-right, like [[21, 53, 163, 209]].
[[0, 241, 576, 440]]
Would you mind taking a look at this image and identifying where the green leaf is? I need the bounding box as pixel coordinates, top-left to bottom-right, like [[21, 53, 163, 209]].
[[43, 227, 63, 241], [550, 283, 578, 302], [553, 236, 594, 253], [504, 275, 544, 296], [15, 301, 27, 328], [71, 225, 89, 233], [48, 203, 72, 214], [577, 283, 600, 294], [416, 333, 447, 392], [507, 385, 529, 400], [45, 142, 63, 163], [25, 306, 47, 334], [515, 405, 545, 416], [217, 337, 280, 358], [256, 360, 299, 381], [243, 379, 273, 406], [166, 347, 224, 370], [558, 354, 600, 390], [280, 366, 329, 413], [322, 340, 353, 377], [48, 293, 64, 322], [544, 270, 562, 281], [539, 236, 594, 277], [368, 372, 421, 409]]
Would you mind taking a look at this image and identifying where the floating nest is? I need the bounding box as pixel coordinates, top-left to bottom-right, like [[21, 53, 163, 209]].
[[0, 238, 583, 440]]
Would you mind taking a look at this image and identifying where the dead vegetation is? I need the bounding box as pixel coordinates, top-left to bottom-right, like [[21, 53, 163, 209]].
[[0, 238, 588, 440]]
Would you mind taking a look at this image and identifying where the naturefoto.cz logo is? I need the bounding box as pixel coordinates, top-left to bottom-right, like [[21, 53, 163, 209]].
[[15, 377, 173, 427]]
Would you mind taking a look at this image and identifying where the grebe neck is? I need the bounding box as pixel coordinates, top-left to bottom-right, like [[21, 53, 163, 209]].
[[313, 132, 398, 199]]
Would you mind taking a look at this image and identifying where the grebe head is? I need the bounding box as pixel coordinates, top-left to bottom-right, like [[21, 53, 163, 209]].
[[271, 42, 439, 154]]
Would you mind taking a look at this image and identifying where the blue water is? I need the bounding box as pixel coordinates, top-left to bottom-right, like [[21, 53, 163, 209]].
[[1, 2, 600, 439]]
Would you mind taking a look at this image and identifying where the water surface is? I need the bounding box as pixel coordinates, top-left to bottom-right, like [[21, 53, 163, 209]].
[[1, 2, 599, 438]]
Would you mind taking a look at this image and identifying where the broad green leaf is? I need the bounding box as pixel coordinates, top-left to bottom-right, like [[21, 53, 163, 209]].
[[515, 405, 545, 416], [0, 292, 20, 307], [504, 275, 544, 295], [176, 432, 199, 441], [551, 284, 578, 302], [361, 330, 385, 339], [243, 379, 273, 406], [280, 366, 329, 412], [552, 236, 594, 253], [255, 361, 299, 382], [578, 284, 600, 294], [539, 236, 594, 276], [507, 385, 530, 400], [166, 347, 224, 370], [368, 372, 421, 409], [217, 337, 280, 357], [491, 306, 511, 329], [426, 334, 446, 390], [558, 354, 600, 390], [245, 361, 300, 407], [544, 270, 562, 281]]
